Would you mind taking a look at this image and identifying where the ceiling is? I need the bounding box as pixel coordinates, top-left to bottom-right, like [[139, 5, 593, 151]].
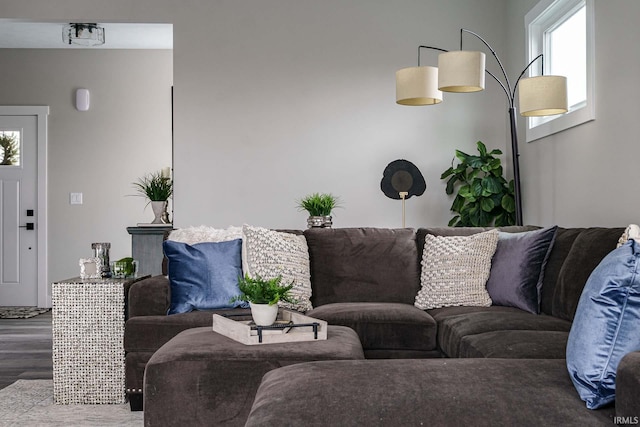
[[0, 21, 173, 49]]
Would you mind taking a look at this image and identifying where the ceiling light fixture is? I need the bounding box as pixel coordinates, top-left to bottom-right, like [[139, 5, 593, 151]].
[[62, 23, 105, 47]]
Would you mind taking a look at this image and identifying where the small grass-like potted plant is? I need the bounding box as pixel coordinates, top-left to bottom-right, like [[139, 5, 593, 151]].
[[132, 170, 173, 224], [296, 192, 341, 228], [231, 274, 296, 326]]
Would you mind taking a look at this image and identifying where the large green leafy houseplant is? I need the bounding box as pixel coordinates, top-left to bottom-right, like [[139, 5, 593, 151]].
[[441, 141, 516, 227]]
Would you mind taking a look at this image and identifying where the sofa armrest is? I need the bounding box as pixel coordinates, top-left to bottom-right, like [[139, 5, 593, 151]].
[[127, 275, 170, 317], [617, 351, 640, 418]]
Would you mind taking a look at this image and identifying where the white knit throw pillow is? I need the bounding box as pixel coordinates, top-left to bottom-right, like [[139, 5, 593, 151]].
[[242, 225, 313, 312], [168, 225, 242, 244], [415, 229, 499, 310]]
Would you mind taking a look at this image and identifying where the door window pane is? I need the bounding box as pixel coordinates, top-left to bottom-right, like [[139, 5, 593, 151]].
[[0, 130, 20, 166]]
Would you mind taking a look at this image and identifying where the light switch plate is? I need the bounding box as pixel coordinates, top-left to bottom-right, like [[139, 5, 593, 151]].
[[70, 192, 83, 205]]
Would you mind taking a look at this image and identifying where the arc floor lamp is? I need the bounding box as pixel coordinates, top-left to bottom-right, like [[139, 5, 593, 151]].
[[396, 29, 568, 226]]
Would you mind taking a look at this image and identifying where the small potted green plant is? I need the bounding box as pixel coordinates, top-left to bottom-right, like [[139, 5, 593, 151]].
[[296, 192, 341, 228], [132, 170, 173, 224], [111, 257, 138, 279], [231, 274, 296, 326]]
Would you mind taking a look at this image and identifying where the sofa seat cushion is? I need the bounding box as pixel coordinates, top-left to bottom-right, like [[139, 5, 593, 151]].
[[616, 351, 640, 418], [435, 309, 571, 357], [458, 330, 568, 358], [427, 305, 526, 322], [124, 308, 251, 352], [246, 359, 615, 427], [307, 302, 437, 352]]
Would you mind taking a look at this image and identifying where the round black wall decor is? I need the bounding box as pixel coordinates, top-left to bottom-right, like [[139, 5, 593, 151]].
[[380, 159, 426, 200]]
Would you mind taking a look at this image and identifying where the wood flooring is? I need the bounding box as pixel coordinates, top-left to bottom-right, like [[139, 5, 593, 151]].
[[0, 311, 52, 390]]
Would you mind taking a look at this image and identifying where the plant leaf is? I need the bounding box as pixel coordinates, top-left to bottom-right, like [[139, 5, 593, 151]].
[[458, 185, 473, 199], [480, 197, 495, 212], [445, 176, 457, 195], [451, 194, 465, 212], [466, 155, 484, 169], [494, 212, 508, 227], [471, 180, 483, 197], [477, 141, 487, 157], [455, 150, 470, 163], [440, 167, 454, 180], [481, 175, 503, 194], [501, 194, 516, 213]]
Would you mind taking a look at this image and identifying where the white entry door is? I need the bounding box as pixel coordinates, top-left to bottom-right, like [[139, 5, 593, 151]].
[[0, 108, 47, 307]]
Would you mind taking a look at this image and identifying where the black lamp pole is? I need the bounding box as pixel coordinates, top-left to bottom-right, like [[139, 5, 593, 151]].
[[420, 29, 545, 226]]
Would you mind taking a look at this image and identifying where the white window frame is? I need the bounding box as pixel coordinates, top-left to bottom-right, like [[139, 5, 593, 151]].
[[525, 0, 595, 142]]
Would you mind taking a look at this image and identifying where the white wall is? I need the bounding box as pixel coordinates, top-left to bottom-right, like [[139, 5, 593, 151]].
[[0, 49, 173, 282], [171, 0, 509, 230], [1, 0, 514, 285], [507, 0, 640, 227]]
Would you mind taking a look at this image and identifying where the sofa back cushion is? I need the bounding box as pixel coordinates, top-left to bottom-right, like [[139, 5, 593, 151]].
[[539, 228, 584, 315], [552, 227, 625, 321], [304, 228, 419, 306]]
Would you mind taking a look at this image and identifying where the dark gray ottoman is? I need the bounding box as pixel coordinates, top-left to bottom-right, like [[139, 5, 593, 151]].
[[246, 359, 616, 427], [143, 325, 364, 426]]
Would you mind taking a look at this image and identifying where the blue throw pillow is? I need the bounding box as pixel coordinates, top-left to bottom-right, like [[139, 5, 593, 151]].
[[164, 239, 248, 314], [566, 239, 640, 409], [485, 226, 558, 314]]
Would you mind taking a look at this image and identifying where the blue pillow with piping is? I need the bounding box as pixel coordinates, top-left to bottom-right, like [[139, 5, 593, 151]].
[[164, 239, 248, 314], [566, 239, 640, 409]]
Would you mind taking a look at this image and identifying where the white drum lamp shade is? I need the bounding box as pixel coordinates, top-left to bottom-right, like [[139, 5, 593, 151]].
[[396, 66, 442, 105], [518, 75, 568, 116], [438, 51, 486, 93]]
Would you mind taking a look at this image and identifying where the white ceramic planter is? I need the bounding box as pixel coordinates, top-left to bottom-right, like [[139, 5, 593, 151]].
[[249, 302, 279, 326], [150, 200, 169, 224]]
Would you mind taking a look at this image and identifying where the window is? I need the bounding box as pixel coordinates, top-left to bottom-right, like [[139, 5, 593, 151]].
[[0, 130, 20, 166], [525, 0, 594, 142]]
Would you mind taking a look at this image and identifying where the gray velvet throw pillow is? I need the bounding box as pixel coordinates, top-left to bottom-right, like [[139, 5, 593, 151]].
[[485, 226, 558, 314]]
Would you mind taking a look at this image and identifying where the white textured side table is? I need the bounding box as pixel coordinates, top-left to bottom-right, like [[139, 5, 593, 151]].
[[52, 277, 141, 404]]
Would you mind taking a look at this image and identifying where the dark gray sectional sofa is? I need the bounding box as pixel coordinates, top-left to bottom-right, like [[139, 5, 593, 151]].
[[124, 226, 640, 425]]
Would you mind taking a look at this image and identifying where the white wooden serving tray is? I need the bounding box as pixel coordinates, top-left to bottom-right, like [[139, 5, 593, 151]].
[[212, 310, 328, 345]]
